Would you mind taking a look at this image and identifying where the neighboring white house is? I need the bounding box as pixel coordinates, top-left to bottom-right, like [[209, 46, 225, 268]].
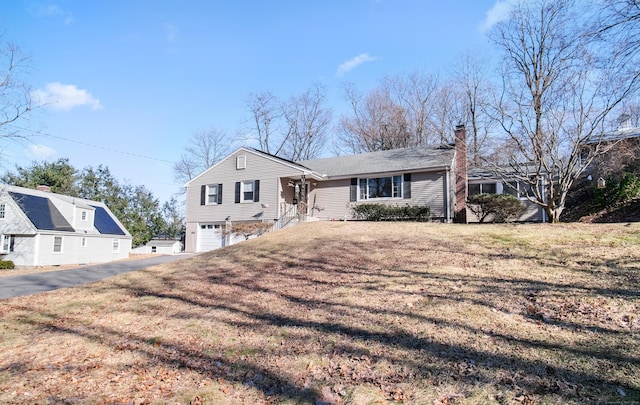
[[131, 238, 182, 255], [0, 184, 132, 267]]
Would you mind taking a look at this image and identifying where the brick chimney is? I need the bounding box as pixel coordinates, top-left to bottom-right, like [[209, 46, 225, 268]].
[[454, 124, 468, 224], [37, 185, 51, 192]]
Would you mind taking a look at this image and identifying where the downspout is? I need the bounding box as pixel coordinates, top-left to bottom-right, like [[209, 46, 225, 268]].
[[444, 167, 451, 222]]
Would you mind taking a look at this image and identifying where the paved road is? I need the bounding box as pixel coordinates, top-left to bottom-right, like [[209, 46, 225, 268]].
[[0, 254, 197, 299]]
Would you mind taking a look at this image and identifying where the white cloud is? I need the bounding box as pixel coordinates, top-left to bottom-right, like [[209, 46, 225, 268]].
[[480, 0, 515, 32], [26, 144, 57, 159], [31, 82, 103, 111], [28, 3, 74, 24], [336, 53, 376, 76]]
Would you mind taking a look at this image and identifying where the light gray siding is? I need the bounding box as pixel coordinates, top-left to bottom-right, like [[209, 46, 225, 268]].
[[186, 150, 313, 223], [185, 149, 310, 251], [308, 178, 352, 221], [308, 170, 452, 221]]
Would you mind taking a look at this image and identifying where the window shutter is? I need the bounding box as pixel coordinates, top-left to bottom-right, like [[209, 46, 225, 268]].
[[349, 178, 357, 202], [217, 184, 223, 204], [403, 173, 411, 199], [200, 185, 206, 205], [253, 180, 260, 202], [235, 182, 241, 203]]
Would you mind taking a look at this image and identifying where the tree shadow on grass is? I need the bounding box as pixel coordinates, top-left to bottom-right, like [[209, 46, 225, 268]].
[[2, 224, 639, 403]]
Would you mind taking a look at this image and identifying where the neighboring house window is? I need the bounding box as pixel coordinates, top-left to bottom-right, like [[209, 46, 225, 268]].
[[237, 155, 246, 169], [235, 180, 260, 203], [468, 183, 497, 196], [0, 203, 5, 219], [81, 237, 87, 247], [151, 246, 157, 253], [358, 176, 403, 200], [81, 211, 87, 221], [503, 181, 534, 199], [112, 239, 120, 253], [53, 236, 63, 253], [1, 235, 15, 253], [200, 184, 223, 205]]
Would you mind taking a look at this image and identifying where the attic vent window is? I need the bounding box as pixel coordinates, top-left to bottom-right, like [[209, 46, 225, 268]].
[[237, 155, 246, 169]]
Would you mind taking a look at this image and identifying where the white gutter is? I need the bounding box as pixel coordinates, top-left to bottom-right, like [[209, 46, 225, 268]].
[[444, 167, 451, 223]]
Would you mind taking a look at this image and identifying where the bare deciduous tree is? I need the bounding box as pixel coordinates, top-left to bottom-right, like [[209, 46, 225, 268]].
[[173, 128, 231, 184], [245, 91, 284, 156], [489, 0, 639, 222], [382, 71, 440, 146], [245, 84, 331, 160], [0, 39, 33, 141], [282, 83, 332, 161], [452, 53, 497, 168], [336, 84, 412, 154], [337, 71, 443, 154]]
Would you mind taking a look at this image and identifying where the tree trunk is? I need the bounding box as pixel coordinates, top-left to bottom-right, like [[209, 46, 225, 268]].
[[545, 206, 563, 223]]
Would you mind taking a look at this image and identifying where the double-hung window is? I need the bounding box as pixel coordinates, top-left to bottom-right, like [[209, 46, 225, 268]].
[[235, 180, 260, 203], [0, 203, 5, 219], [112, 239, 120, 253], [359, 175, 403, 200], [1, 235, 15, 253], [243, 181, 254, 201], [207, 185, 219, 204], [53, 236, 63, 253], [200, 184, 223, 205]]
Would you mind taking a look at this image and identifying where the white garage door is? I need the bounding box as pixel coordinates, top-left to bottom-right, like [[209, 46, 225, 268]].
[[197, 224, 223, 252]]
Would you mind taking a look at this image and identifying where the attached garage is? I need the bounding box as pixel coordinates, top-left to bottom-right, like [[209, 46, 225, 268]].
[[197, 223, 224, 252]]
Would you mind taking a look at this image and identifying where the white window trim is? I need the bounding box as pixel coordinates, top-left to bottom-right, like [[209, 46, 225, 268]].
[[206, 184, 218, 205], [240, 180, 254, 203], [112, 239, 120, 253], [53, 236, 63, 253], [81, 210, 87, 221], [0, 203, 5, 220], [1, 235, 14, 253], [81, 237, 87, 248], [358, 175, 403, 201], [236, 155, 247, 169]]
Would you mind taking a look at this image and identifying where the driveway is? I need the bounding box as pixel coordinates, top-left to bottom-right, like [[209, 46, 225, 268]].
[[0, 254, 197, 299]]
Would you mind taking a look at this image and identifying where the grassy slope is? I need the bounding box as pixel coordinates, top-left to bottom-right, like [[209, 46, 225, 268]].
[[0, 222, 639, 404]]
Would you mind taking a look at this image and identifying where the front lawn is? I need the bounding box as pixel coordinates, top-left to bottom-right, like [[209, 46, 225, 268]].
[[1, 222, 638, 404]]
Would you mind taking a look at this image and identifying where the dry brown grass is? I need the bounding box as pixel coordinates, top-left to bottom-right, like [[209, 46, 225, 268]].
[[0, 222, 639, 404]]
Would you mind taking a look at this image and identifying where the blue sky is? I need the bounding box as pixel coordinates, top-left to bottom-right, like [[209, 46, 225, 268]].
[[1, 0, 509, 204]]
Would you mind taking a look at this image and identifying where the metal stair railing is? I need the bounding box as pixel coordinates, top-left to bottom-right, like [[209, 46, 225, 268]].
[[272, 203, 298, 231]]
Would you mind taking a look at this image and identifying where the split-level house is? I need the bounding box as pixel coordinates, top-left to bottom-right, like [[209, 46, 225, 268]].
[[0, 185, 132, 266], [184, 126, 546, 252], [184, 127, 470, 252]]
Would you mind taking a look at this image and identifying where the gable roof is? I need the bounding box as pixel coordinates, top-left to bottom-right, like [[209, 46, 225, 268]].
[[299, 145, 456, 178], [184, 146, 323, 187], [9, 191, 75, 232]]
